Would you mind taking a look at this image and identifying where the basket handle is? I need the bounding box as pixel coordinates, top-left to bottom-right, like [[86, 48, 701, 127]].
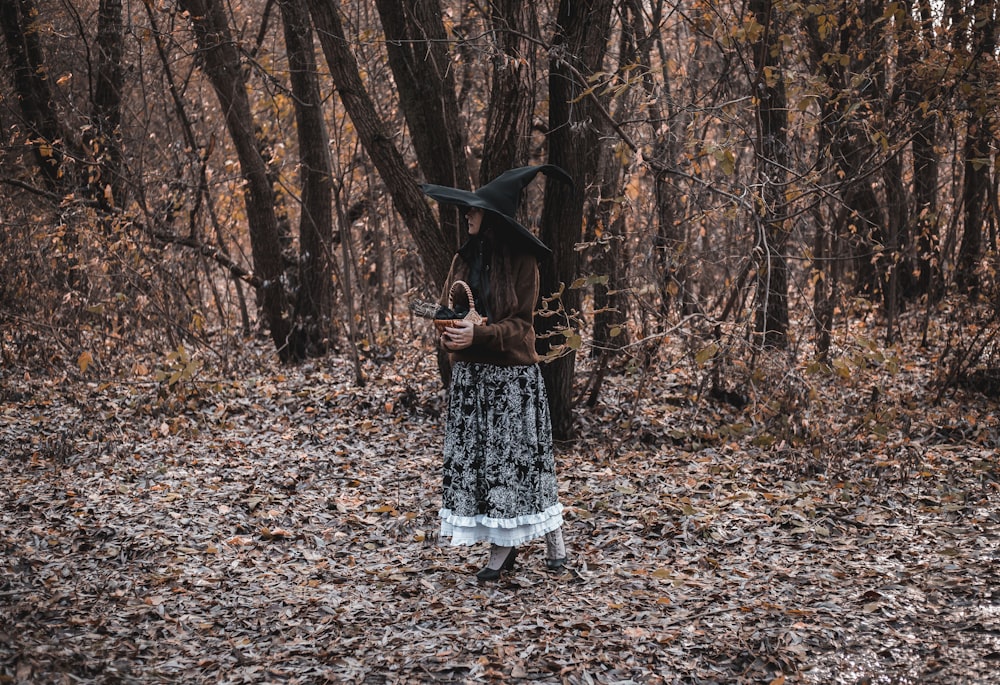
[[447, 280, 483, 324]]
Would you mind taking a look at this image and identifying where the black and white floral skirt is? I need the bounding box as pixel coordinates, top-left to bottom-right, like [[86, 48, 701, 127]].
[[439, 362, 564, 546]]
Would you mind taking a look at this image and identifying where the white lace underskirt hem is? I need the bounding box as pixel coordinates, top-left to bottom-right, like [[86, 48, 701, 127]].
[[439, 503, 564, 547]]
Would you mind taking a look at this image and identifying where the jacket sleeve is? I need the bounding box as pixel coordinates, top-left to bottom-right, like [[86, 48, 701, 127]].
[[470, 253, 538, 353]]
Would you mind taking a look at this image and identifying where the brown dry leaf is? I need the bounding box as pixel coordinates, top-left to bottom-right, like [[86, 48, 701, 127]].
[[1, 335, 998, 684]]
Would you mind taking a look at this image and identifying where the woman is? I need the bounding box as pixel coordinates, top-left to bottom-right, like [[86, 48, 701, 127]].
[[421, 165, 571, 582]]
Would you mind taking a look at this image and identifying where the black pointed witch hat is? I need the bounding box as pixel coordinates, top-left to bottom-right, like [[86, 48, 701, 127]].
[[421, 164, 573, 257]]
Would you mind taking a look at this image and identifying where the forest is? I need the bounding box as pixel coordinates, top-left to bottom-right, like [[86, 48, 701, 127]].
[[1, 0, 998, 683]]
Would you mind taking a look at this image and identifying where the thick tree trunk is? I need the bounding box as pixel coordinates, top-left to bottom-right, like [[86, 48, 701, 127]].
[[306, 0, 452, 288], [179, 0, 292, 358], [479, 0, 537, 183], [805, 11, 838, 361], [538, 0, 614, 440], [375, 0, 471, 250], [279, 0, 335, 359], [881, 16, 911, 340]]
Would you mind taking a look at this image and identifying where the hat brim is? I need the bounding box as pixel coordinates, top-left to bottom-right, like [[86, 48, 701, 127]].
[[421, 183, 552, 257], [420, 184, 485, 211]]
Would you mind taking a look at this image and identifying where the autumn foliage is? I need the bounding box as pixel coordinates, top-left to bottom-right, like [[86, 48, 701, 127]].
[[1, 1, 999, 682]]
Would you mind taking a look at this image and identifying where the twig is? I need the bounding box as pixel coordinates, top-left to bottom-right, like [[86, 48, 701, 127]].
[[149, 231, 262, 289]]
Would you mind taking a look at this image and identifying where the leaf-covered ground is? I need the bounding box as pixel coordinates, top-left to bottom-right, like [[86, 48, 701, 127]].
[[2, 319, 998, 684]]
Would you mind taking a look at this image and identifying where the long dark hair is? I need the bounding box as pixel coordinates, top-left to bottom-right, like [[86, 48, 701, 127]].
[[482, 215, 519, 320], [453, 212, 519, 321]]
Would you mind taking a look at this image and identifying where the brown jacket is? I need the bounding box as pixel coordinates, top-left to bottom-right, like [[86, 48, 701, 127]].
[[441, 251, 540, 367]]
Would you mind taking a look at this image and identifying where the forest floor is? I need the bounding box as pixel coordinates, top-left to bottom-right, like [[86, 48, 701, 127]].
[[1, 308, 999, 684]]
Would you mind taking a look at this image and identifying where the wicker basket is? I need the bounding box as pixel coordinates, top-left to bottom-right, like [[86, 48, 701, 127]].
[[434, 280, 484, 333]]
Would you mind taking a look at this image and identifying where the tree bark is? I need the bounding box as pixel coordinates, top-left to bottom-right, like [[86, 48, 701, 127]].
[[279, 0, 335, 359], [954, 0, 996, 296], [306, 0, 452, 288], [807, 0, 887, 299], [0, 0, 67, 186], [588, 166, 628, 359], [882, 151, 906, 343], [749, 0, 789, 348], [93, 0, 125, 209], [178, 0, 292, 358], [850, 0, 890, 298], [644, 0, 691, 320], [375, 0, 471, 250], [904, 0, 942, 300], [538, 0, 614, 440], [955, 122, 991, 296], [590, 0, 644, 358], [478, 0, 537, 183]]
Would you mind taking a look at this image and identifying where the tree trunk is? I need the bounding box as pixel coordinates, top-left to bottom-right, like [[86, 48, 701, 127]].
[[807, 0, 887, 298], [479, 0, 537, 183], [279, 0, 335, 359], [806, 30, 838, 365], [881, 17, 911, 341], [375, 0, 471, 250], [588, 174, 628, 358], [645, 0, 691, 320], [882, 151, 906, 343], [0, 0, 67, 186], [749, 0, 789, 348], [954, 0, 996, 296], [955, 120, 991, 295], [904, 0, 941, 300], [178, 0, 292, 358], [306, 0, 452, 288], [142, 1, 252, 337], [590, 1, 644, 358], [538, 0, 614, 440], [93, 0, 125, 209]]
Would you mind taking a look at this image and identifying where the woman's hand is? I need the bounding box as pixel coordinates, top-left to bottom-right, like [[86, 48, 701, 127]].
[[441, 319, 477, 351]]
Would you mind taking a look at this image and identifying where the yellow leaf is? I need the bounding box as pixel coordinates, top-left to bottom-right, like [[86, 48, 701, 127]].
[[714, 149, 735, 175], [77, 351, 93, 374], [695, 344, 718, 366]]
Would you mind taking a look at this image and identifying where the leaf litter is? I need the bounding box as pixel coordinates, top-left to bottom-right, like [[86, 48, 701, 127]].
[[1, 324, 998, 684]]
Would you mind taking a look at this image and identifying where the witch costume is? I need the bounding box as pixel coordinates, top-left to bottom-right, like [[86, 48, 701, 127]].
[[421, 165, 571, 579]]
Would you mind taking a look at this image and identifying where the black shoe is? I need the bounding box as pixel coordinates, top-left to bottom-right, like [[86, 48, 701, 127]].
[[545, 557, 568, 572], [476, 546, 517, 582]]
